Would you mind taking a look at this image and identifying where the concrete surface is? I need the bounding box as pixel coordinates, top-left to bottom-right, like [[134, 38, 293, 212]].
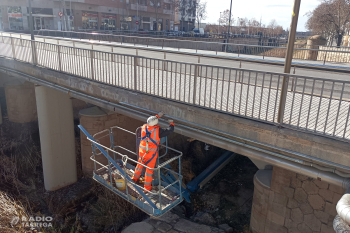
[[35, 85, 77, 191], [4, 81, 37, 123], [1, 58, 350, 173]]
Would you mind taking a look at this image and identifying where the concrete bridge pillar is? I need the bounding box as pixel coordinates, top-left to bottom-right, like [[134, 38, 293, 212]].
[[35, 86, 77, 191], [304, 35, 327, 61], [4, 81, 37, 123], [250, 166, 343, 233]]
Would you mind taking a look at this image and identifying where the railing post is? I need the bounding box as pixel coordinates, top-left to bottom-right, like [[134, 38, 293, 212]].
[[31, 40, 37, 65], [193, 65, 198, 104], [57, 46, 62, 71], [90, 50, 94, 80], [134, 56, 138, 90], [10, 37, 16, 59]]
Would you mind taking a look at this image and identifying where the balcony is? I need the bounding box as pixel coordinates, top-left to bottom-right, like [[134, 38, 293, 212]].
[[130, 4, 147, 11]]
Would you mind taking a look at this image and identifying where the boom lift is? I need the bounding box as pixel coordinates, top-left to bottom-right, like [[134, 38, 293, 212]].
[[78, 124, 185, 217]]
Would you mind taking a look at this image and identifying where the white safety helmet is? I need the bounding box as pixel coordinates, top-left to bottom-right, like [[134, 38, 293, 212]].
[[147, 116, 158, 126]]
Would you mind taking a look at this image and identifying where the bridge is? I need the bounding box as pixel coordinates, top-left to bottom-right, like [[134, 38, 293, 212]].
[[1, 32, 350, 232]]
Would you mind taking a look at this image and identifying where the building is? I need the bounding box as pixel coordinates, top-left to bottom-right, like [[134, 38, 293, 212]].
[[0, 0, 175, 32], [174, 0, 195, 31]]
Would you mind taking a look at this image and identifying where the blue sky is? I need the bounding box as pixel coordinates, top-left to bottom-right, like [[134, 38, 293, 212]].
[[204, 0, 320, 31]]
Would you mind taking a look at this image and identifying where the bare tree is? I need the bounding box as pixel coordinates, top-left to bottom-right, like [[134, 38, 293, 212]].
[[194, 0, 207, 28], [218, 9, 234, 33], [306, 0, 350, 46]]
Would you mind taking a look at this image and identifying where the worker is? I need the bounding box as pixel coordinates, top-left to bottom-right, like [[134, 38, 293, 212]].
[[132, 111, 175, 192]]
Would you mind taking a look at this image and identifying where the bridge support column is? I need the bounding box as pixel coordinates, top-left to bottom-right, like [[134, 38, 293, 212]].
[[35, 86, 77, 191], [304, 35, 327, 60], [250, 166, 343, 233], [79, 106, 143, 176], [4, 81, 37, 123]]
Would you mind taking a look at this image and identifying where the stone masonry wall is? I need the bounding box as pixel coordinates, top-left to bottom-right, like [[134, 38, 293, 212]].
[[250, 166, 345, 233]]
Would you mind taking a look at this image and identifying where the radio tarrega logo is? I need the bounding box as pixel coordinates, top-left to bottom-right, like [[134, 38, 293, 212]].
[[10, 215, 53, 229], [10, 216, 20, 227]]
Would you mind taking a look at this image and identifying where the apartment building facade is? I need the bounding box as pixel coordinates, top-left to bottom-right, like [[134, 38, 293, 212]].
[[174, 0, 195, 31], [0, 0, 175, 32]]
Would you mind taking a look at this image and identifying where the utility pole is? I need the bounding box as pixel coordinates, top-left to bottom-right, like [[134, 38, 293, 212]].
[[226, 0, 232, 52], [277, 0, 301, 123]]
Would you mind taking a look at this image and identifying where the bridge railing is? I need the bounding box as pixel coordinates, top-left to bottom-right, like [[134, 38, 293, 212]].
[[3, 30, 350, 65], [0, 35, 349, 142]]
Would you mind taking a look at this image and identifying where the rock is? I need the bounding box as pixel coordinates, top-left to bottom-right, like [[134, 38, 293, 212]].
[[201, 192, 221, 209], [153, 211, 179, 223], [302, 180, 319, 195], [157, 222, 172, 232], [193, 212, 216, 225], [304, 214, 322, 231], [167, 230, 179, 233], [294, 188, 307, 203], [319, 189, 334, 202], [121, 222, 154, 233], [299, 203, 313, 214], [297, 222, 312, 233], [172, 205, 186, 217], [174, 219, 212, 233], [308, 195, 325, 210], [218, 224, 233, 233], [291, 208, 303, 223]]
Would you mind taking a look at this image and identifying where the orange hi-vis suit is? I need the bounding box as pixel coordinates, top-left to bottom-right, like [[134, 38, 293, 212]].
[[132, 123, 161, 191]]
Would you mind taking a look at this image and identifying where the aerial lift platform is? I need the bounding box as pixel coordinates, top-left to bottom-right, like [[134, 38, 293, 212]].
[[78, 125, 184, 217]]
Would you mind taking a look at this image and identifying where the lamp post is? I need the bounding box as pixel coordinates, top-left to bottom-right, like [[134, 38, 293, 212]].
[[277, 0, 301, 123]]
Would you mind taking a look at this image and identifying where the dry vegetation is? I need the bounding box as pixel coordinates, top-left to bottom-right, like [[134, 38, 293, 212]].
[[0, 119, 146, 233]]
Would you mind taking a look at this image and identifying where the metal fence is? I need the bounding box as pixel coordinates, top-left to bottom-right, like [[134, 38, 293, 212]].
[[0, 35, 349, 142], [4, 31, 350, 65]]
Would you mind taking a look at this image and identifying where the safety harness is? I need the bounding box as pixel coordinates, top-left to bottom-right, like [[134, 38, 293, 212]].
[[139, 126, 160, 166]]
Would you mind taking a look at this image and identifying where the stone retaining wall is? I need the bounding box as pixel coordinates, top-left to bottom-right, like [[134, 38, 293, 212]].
[[250, 166, 344, 233]]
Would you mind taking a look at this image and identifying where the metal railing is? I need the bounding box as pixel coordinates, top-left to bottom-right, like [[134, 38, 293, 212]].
[[32, 30, 350, 64], [4, 31, 350, 66], [0, 35, 349, 142]]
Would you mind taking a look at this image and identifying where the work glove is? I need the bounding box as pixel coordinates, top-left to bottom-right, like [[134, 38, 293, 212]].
[[168, 119, 173, 124], [157, 111, 164, 118]]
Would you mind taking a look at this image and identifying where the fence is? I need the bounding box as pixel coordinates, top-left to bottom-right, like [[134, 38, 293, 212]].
[[3, 31, 350, 65], [0, 35, 349, 142]]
